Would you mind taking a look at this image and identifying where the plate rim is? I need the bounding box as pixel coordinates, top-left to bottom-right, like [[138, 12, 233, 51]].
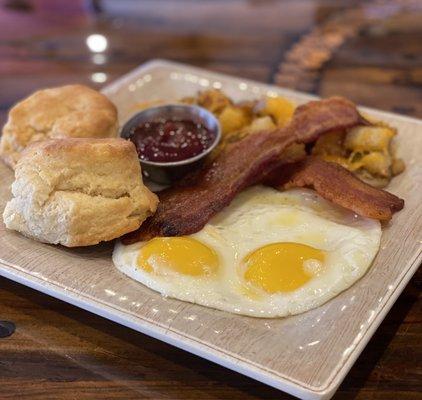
[[1, 59, 421, 400], [102, 58, 422, 126]]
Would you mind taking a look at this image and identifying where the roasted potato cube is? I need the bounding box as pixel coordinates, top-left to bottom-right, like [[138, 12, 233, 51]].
[[197, 89, 232, 114], [319, 154, 351, 170], [391, 158, 405, 176], [344, 126, 395, 153], [352, 152, 391, 177], [261, 96, 295, 126], [237, 100, 257, 114], [245, 116, 276, 133], [218, 106, 250, 135], [312, 131, 347, 157]]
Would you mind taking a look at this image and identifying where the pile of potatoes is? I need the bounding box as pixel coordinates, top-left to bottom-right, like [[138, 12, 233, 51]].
[[182, 89, 404, 188]]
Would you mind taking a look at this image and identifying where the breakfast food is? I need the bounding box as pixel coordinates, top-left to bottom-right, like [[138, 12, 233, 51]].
[[114, 187, 381, 317], [3, 138, 158, 247], [129, 115, 218, 163], [267, 157, 404, 221], [182, 89, 290, 150], [311, 124, 405, 187], [0, 78, 406, 319], [0, 84, 118, 168], [123, 97, 402, 243], [183, 89, 404, 187]]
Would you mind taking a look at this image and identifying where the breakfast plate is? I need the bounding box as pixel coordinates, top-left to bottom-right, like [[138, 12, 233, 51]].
[[0, 59, 421, 400]]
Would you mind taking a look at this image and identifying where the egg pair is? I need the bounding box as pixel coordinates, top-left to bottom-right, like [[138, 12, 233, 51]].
[[113, 187, 381, 317]]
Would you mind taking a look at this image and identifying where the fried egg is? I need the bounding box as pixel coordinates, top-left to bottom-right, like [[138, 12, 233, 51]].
[[113, 187, 381, 317]]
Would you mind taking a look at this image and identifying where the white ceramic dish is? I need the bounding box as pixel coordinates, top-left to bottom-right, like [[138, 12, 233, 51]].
[[0, 60, 421, 400]]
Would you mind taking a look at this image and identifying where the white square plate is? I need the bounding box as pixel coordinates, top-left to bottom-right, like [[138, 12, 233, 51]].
[[1, 60, 421, 400]]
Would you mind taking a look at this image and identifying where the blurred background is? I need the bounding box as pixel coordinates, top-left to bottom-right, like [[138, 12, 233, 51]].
[[1, 0, 421, 128]]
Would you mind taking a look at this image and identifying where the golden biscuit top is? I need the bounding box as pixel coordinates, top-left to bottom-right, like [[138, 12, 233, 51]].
[[6, 84, 117, 139], [18, 138, 143, 199], [0, 84, 119, 168]]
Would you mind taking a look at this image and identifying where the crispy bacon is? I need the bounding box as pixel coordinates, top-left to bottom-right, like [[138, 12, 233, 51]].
[[267, 157, 404, 220], [123, 97, 368, 244]]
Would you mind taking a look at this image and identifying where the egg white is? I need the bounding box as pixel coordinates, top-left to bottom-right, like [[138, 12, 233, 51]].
[[113, 186, 381, 317]]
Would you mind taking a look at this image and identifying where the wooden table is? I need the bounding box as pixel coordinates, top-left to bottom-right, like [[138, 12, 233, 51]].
[[0, 1, 421, 399]]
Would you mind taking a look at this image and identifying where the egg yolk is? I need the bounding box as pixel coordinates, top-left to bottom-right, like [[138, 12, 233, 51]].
[[137, 237, 219, 276], [243, 242, 324, 293]]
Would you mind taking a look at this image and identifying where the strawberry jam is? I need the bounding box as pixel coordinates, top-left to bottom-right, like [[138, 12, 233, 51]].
[[130, 118, 215, 163]]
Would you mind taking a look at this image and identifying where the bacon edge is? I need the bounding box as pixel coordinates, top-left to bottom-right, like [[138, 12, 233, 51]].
[[267, 157, 404, 221], [123, 97, 369, 244]]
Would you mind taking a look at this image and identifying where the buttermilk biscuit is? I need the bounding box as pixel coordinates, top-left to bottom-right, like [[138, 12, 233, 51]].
[[0, 84, 118, 168], [3, 138, 158, 247]]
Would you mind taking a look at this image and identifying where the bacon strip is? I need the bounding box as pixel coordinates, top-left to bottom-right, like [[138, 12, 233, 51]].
[[123, 97, 367, 244], [267, 157, 404, 220]]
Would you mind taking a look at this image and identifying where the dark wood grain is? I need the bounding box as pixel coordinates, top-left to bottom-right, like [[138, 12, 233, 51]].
[[0, 271, 420, 400], [0, 0, 421, 399]]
